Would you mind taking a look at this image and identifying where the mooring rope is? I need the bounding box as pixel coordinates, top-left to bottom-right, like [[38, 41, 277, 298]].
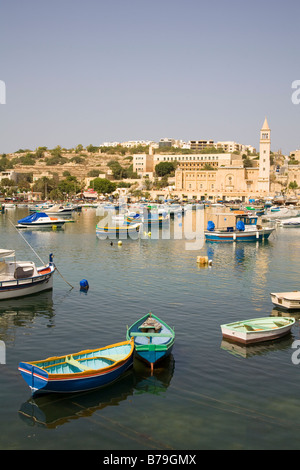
[[7, 215, 74, 289]]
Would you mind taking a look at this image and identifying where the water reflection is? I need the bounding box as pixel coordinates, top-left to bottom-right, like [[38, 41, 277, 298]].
[[18, 355, 175, 429], [0, 291, 55, 343], [221, 334, 295, 359], [271, 307, 300, 319]]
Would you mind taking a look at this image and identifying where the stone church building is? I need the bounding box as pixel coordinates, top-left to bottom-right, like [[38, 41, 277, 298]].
[[174, 118, 271, 201]]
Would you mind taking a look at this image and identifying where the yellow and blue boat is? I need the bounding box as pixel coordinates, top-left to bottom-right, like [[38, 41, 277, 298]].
[[96, 221, 141, 238], [18, 338, 134, 395]]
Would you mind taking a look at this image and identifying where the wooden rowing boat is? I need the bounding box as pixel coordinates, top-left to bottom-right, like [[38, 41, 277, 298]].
[[126, 312, 175, 372], [220, 317, 295, 344], [18, 338, 134, 395]]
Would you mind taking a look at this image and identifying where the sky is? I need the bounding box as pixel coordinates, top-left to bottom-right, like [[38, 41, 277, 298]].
[[1, 0, 300, 154]]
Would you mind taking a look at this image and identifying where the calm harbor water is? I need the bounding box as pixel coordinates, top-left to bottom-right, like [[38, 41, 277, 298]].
[[1, 207, 300, 450]]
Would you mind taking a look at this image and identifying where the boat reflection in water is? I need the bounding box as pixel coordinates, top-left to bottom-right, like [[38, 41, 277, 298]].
[[221, 334, 295, 359], [18, 355, 175, 429], [0, 290, 54, 343]]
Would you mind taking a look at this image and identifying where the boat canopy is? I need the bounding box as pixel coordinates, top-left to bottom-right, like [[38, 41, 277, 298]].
[[0, 249, 15, 258], [18, 212, 48, 223]]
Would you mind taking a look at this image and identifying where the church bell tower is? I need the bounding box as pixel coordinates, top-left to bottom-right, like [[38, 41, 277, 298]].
[[258, 117, 271, 193]]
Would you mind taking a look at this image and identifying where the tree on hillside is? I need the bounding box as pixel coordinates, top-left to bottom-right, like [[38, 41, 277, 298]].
[[107, 160, 128, 179], [86, 144, 99, 153], [90, 178, 116, 194], [75, 144, 83, 154]]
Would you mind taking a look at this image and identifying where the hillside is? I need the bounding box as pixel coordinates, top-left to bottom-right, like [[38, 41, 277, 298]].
[[4, 150, 134, 181]]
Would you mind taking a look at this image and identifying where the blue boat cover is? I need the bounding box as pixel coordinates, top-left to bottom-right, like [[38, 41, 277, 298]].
[[18, 212, 48, 223], [207, 221, 215, 231], [236, 220, 245, 231]]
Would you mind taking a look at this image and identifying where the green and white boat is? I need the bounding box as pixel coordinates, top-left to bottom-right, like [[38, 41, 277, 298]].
[[220, 317, 295, 344]]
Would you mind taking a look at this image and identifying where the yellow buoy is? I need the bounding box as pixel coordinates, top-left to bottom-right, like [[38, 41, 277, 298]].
[[118, 240, 122, 246], [52, 225, 57, 231], [197, 256, 208, 265]]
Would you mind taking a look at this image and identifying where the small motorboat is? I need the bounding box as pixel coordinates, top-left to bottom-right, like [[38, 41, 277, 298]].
[[96, 221, 141, 238], [220, 317, 295, 344], [279, 217, 300, 228], [0, 250, 55, 300], [43, 205, 75, 215], [16, 212, 66, 229], [18, 338, 134, 395], [126, 312, 175, 372], [270, 291, 300, 309]]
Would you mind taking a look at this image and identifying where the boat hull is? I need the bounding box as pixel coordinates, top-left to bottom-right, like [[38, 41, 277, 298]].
[[16, 221, 65, 229], [221, 317, 295, 344], [0, 265, 54, 300], [18, 339, 134, 394], [205, 228, 274, 242]]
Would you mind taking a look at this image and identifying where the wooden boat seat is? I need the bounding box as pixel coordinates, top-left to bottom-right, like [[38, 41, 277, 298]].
[[243, 322, 287, 331], [66, 355, 92, 371]]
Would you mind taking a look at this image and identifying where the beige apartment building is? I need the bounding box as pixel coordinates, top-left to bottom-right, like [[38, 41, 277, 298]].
[[133, 152, 242, 177]]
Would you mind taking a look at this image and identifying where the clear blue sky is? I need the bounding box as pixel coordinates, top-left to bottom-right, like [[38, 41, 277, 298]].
[[1, 0, 299, 154]]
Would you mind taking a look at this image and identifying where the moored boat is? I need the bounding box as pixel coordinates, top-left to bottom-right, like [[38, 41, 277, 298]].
[[126, 312, 175, 372], [279, 217, 300, 228], [96, 221, 141, 238], [220, 317, 295, 344], [16, 212, 66, 229], [0, 250, 55, 300], [205, 214, 275, 242], [18, 338, 134, 395], [270, 291, 300, 309], [43, 204, 75, 215]]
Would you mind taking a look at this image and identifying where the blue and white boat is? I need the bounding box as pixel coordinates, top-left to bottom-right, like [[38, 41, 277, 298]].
[[0, 250, 55, 300], [126, 312, 175, 372], [205, 214, 275, 242], [19, 338, 134, 395], [279, 217, 300, 228], [16, 212, 66, 229]]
